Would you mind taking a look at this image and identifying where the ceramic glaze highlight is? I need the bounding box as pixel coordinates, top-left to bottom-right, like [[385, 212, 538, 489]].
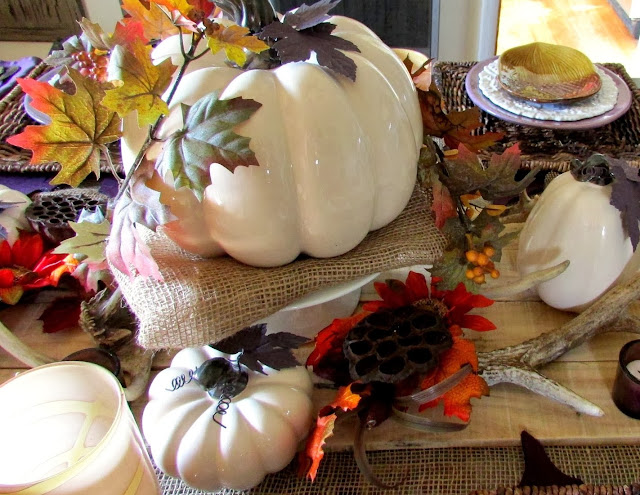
[[121, 16, 422, 267], [142, 346, 314, 492], [517, 172, 638, 312]]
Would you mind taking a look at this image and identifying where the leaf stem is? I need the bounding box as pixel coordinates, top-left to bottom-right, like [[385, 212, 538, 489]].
[[100, 144, 123, 187], [113, 31, 204, 203]]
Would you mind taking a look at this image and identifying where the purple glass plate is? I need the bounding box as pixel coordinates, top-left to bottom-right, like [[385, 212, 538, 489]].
[[464, 57, 633, 130], [0, 56, 40, 99]]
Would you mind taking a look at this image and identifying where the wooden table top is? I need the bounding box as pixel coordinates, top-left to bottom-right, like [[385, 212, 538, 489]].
[[1, 241, 640, 453]]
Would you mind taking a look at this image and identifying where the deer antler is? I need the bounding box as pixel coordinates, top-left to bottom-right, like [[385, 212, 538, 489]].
[[478, 272, 640, 416]]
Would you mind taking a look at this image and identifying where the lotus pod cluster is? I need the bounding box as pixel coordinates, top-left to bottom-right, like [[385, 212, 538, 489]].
[[26, 189, 108, 243], [343, 305, 452, 383]]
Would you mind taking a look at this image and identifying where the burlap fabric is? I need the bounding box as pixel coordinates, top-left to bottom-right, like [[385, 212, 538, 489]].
[[114, 186, 445, 349], [433, 62, 640, 172], [154, 444, 640, 494]]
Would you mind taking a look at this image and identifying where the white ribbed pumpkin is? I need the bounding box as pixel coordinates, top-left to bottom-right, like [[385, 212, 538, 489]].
[[142, 346, 313, 492], [517, 171, 639, 312], [121, 9, 422, 267]]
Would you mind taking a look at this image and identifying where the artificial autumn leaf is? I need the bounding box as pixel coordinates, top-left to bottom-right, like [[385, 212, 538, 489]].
[[102, 41, 175, 127], [610, 158, 640, 251], [442, 144, 538, 200], [6, 69, 121, 187], [213, 323, 307, 374], [258, 19, 360, 81], [206, 23, 269, 67], [306, 312, 369, 384], [402, 54, 432, 91], [429, 164, 457, 229], [460, 193, 508, 220], [79, 17, 148, 51], [45, 33, 94, 67], [328, 382, 368, 412], [282, 0, 341, 30], [106, 159, 172, 280], [53, 219, 110, 263], [298, 413, 336, 481], [121, 0, 180, 40], [417, 82, 503, 152], [419, 336, 489, 422], [157, 93, 262, 199], [39, 297, 82, 333]]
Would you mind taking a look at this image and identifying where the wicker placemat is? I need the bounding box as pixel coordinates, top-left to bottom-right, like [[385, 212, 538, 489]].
[[154, 443, 640, 494], [434, 61, 640, 171]]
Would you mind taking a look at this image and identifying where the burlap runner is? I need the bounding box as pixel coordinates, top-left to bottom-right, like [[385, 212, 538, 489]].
[[154, 444, 640, 494], [114, 186, 445, 349]]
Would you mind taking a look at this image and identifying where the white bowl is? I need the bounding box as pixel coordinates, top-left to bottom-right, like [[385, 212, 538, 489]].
[[258, 273, 379, 338]]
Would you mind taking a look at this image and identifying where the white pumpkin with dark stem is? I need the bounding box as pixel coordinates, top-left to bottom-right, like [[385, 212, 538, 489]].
[[517, 160, 640, 312], [142, 346, 314, 491], [121, 0, 422, 267]]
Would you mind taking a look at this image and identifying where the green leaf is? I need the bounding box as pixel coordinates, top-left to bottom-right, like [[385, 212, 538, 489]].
[[442, 144, 538, 200], [157, 93, 262, 199], [53, 219, 111, 263]]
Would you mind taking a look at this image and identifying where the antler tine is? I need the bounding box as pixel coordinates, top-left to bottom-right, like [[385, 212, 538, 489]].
[[478, 271, 640, 415]]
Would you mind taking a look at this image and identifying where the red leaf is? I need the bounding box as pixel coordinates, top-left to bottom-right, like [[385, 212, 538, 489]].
[[458, 314, 497, 332], [0, 240, 11, 266], [39, 298, 82, 333], [431, 176, 457, 229], [11, 232, 43, 269], [404, 270, 431, 301]]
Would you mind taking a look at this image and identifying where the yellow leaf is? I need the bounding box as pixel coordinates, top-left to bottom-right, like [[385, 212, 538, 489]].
[[7, 69, 121, 187], [206, 24, 269, 67], [121, 0, 180, 40], [101, 40, 175, 127]]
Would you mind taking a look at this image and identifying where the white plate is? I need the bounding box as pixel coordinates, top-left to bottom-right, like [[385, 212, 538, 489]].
[[284, 272, 379, 310]]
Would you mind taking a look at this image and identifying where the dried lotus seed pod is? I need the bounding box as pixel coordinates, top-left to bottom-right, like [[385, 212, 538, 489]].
[[343, 305, 453, 383], [25, 189, 108, 244]]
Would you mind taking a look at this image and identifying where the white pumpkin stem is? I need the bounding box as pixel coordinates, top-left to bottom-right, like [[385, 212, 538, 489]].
[[215, 0, 277, 32], [478, 272, 640, 415]]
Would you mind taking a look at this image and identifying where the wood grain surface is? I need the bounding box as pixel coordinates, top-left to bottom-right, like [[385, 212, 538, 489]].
[[0, 0, 85, 42], [2, 242, 640, 452]]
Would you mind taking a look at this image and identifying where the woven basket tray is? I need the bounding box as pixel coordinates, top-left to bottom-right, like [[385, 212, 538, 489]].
[[433, 61, 640, 171]]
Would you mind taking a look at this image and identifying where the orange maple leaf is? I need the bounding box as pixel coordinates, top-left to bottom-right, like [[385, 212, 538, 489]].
[[121, 0, 180, 40], [327, 382, 370, 412], [298, 413, 336, 482], [7, 70, 121, 187], [419, 336, 489, 422]]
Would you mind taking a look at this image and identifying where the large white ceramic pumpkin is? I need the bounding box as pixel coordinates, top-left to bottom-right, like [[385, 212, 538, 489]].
[[142, 346, 314, 491], [517, 171, 640, 311], [121, 8, 422, 267]]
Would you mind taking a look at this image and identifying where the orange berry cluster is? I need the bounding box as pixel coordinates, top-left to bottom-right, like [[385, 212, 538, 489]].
[[71, 50, 109, 82], [464, 244, 500, 284]]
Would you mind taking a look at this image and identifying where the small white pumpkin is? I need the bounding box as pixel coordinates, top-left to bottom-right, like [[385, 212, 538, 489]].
[[0, 185, 31, 246], [517, 171, 639, 311], [142, 346, 314, 492], [121, 6, 422, 267]]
